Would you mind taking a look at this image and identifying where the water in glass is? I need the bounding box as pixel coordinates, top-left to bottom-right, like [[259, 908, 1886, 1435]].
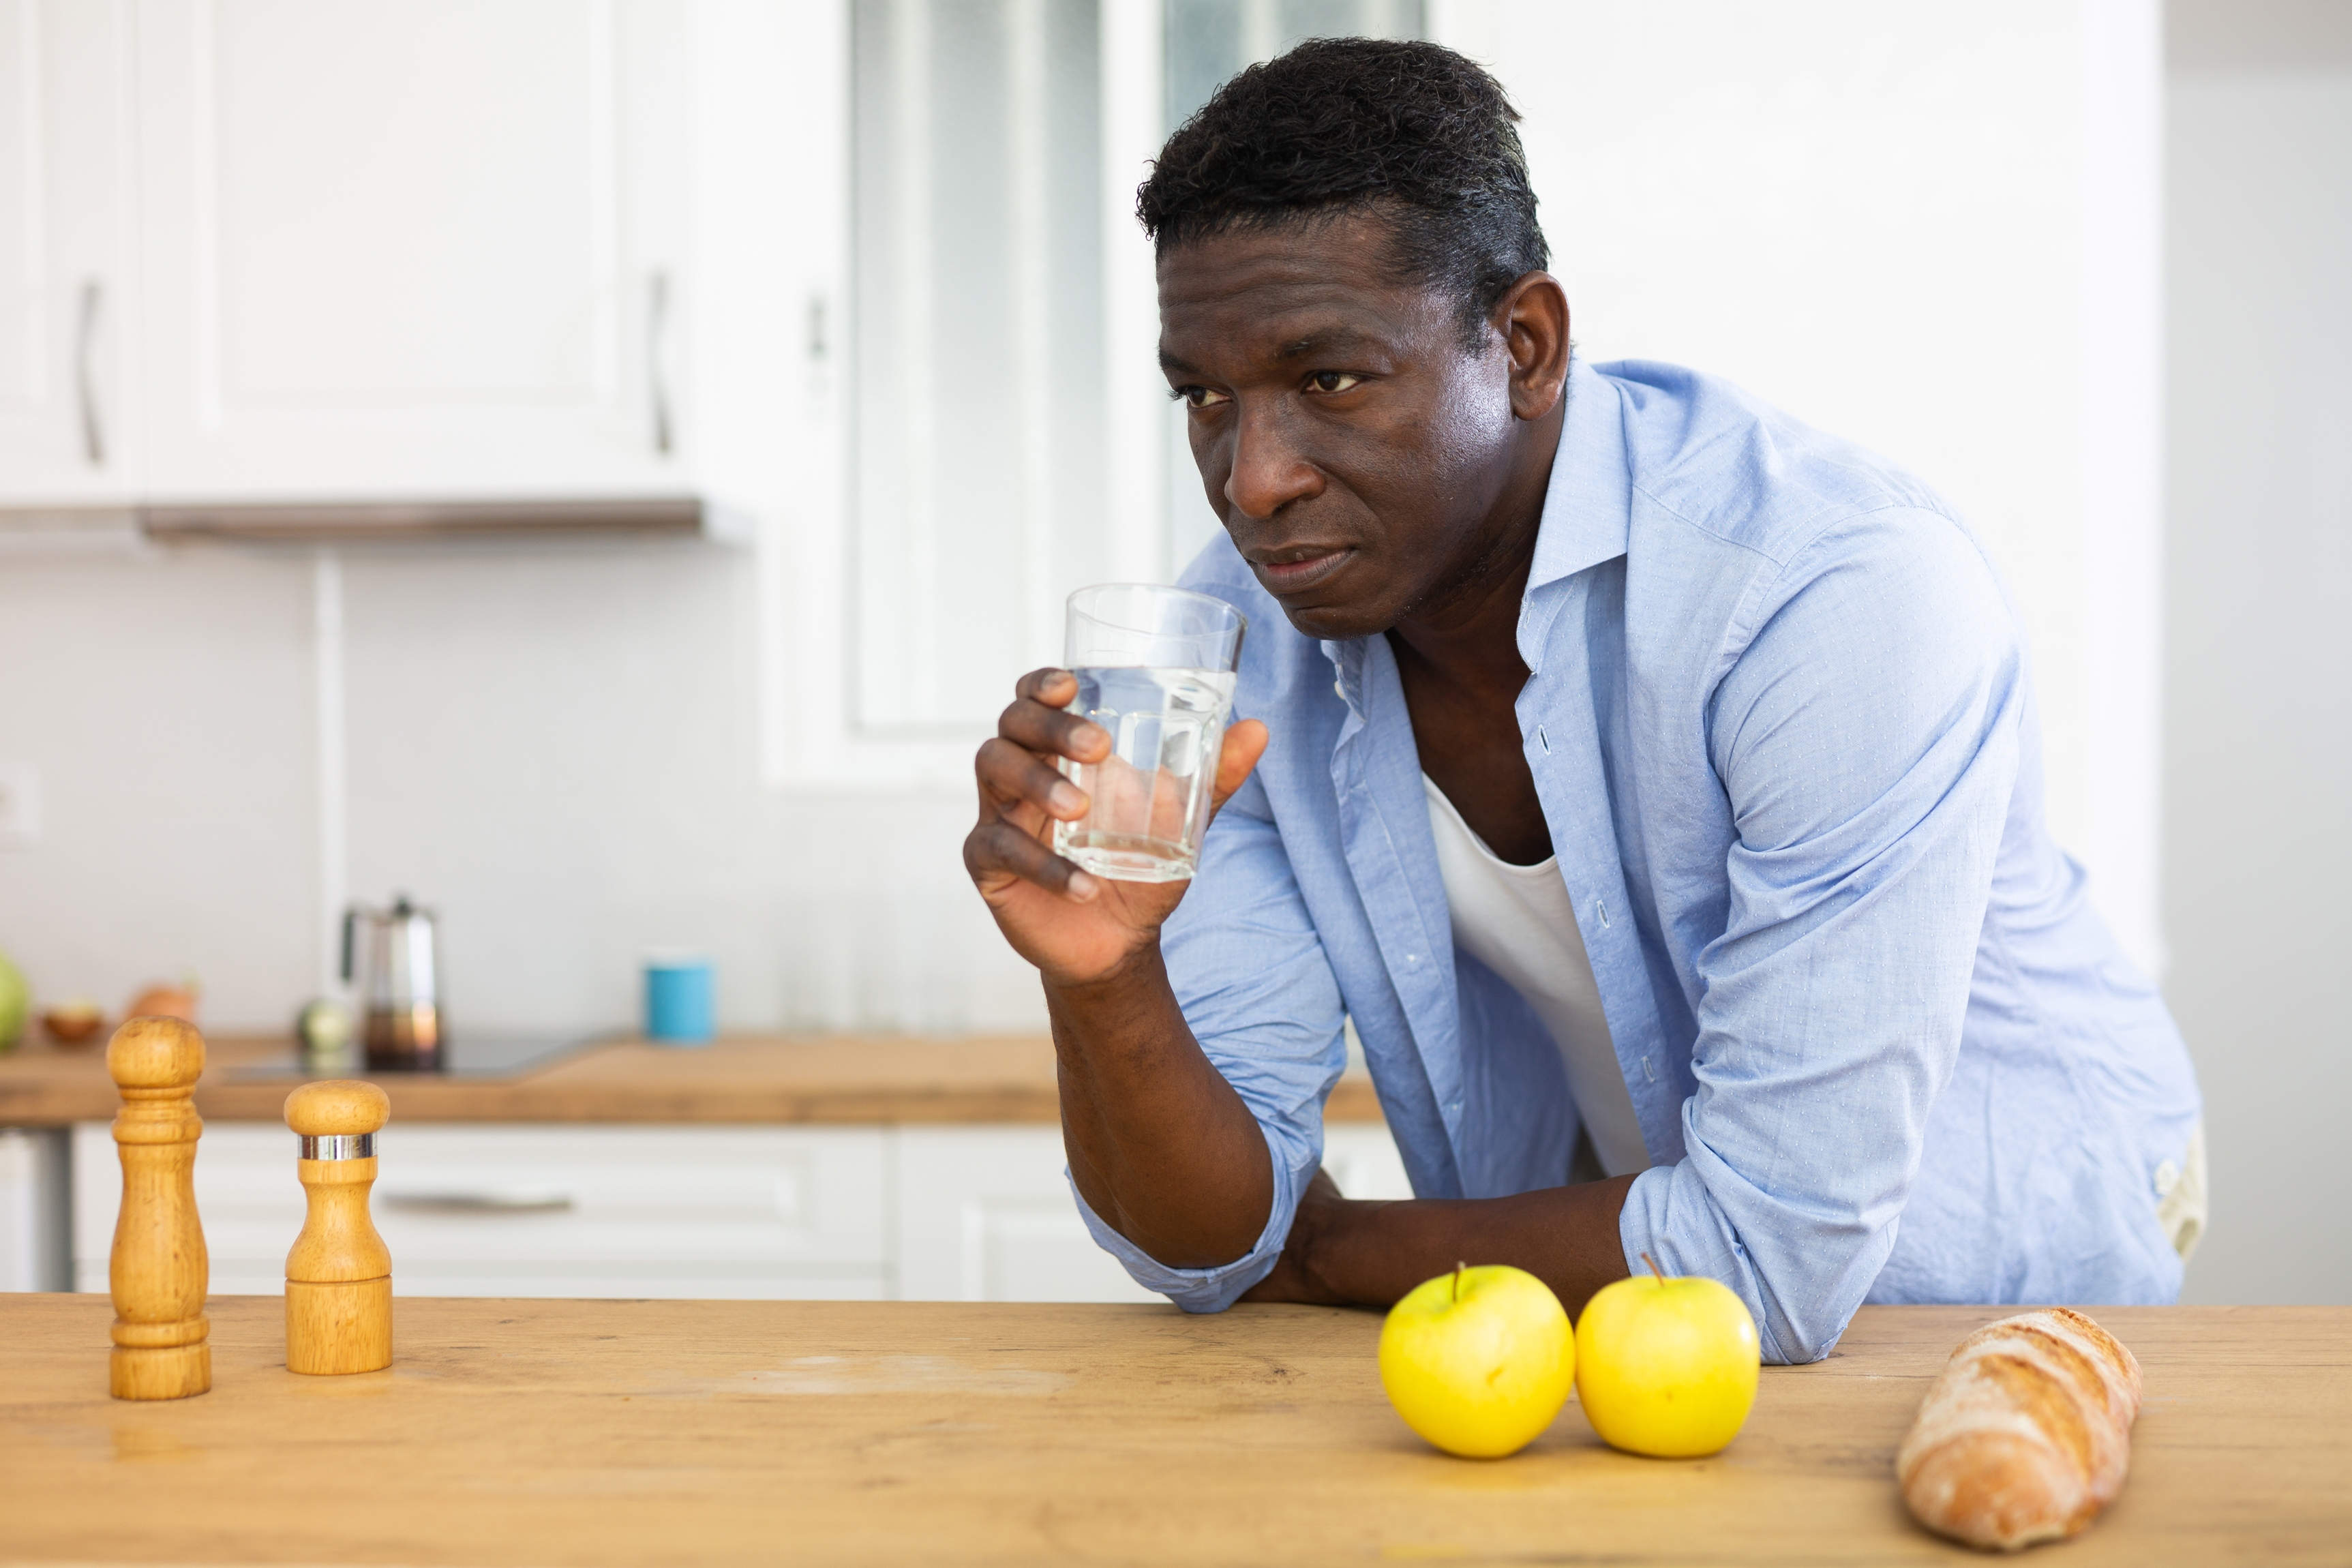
[[1054, 665, 1239, 882]]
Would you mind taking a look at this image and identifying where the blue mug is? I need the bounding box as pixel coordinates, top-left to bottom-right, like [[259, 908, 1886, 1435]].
[[644, 954, 715, 1044]]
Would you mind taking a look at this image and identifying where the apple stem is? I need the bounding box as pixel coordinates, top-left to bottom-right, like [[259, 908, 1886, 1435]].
[[1452, 1261, 1466, 1303], [1641, 1251, 1667, 1285]]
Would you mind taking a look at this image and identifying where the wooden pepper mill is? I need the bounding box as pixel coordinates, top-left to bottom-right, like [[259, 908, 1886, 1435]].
[[284, 1079, 393, 1374], [107, 1016, 212, 1400]]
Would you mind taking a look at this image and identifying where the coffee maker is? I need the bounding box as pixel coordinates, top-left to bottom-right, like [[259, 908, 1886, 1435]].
[[342, 895, 443, 1072]]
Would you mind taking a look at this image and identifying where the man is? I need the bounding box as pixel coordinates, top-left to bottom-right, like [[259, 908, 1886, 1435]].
[[963, 39, 2203, 1362]]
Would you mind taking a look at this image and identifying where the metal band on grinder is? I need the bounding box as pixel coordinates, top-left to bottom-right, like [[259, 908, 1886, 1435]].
[[299, 1133, 375, 1160]]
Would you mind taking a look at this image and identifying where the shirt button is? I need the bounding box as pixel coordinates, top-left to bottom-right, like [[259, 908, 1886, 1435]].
[[1446, 1099, 1462, 1114], [1333, 680, 1345, 699], [1593, 898, 1612, 929], [2154, 1160, 2180, 1197], [1642, 1056, 1656, 1083]]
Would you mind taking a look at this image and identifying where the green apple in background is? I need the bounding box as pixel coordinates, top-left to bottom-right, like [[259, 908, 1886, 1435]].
[[0, 948, 27, 1052]]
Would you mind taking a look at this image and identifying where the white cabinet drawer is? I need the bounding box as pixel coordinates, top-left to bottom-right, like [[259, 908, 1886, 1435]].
[[893, 1128, 1160, 1304], [73, 1123, 886, 1299], [889, 1123, 1411, 1303]]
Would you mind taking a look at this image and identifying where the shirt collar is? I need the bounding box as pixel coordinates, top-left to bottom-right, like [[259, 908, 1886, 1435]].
[[1527, 354, 1633, 592]]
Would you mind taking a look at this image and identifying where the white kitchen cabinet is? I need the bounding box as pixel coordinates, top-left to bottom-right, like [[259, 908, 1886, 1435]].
[[0, 0, 139, 503], [1, 0, 826, 527], [72, 1122, 890, 1299], [127, 0, 693, 500], [0, 1128, 71, 1291], [65, 1116, 1412, 1303], [892, 1127, 1161, 1303], [890, 1123, 1413, 1303]]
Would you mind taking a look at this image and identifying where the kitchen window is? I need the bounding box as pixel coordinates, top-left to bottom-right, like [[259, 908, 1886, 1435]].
[[766, 0, 1426, 786]]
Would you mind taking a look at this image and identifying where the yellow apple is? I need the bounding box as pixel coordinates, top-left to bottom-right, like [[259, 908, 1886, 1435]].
[[1378, 1264, 1575, 1458], [1574, 1256, 1760, 1458]]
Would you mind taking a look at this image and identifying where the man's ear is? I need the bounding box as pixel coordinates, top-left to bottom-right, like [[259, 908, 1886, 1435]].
[[1496, 272, 1570, 423]]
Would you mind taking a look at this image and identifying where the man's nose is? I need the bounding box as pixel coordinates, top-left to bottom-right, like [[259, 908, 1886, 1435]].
[[1224, 402, 1322, 522]]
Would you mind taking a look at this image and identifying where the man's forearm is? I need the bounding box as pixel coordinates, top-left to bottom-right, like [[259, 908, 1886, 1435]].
[[1048, 944, 1275, 1269], [1287, 1176, 1638, 1317]]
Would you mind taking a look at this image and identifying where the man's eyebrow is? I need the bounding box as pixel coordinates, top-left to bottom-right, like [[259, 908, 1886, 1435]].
[[1160, 326, 1389, 378], [1273, 329, 1382, 361]]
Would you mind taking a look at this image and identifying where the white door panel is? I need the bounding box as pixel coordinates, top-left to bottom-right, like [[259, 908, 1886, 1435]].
[[132, 0, 689, 498]]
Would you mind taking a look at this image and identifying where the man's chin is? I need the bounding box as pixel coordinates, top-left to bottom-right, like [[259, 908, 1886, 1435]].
[[1275, 595, 1395, 643]]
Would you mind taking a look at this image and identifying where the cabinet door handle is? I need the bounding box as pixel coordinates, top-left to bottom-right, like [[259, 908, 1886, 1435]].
[[76, 278, 104, 466], [648, 270, 673, 455], [382, 1190, 575, 1216]]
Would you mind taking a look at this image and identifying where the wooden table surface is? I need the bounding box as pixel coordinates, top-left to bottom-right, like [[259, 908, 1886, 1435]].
[[2, 1297, 2344, 1566], [0, 1032, 1390, 1127]]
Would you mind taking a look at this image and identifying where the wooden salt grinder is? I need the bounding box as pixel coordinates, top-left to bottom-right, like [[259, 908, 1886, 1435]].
[[107, 1016, 212, 1399], [284, 1079, 394, 1374]]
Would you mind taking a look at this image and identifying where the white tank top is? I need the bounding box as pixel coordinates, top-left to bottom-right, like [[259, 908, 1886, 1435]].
[[1422, 774, 1651, 1178]]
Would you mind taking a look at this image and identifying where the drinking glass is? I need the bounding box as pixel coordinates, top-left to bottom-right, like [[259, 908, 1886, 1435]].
[[1053, 584, 1248, 883]]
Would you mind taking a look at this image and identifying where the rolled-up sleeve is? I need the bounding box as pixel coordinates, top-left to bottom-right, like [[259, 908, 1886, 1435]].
[[1619, 511, 2022, 1363], [1071, 768, 1349, 1311]]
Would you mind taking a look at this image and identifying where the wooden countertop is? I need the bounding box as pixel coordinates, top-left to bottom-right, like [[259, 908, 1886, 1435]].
[[0, 1031, 1390, 1127], [2, 1297, 2344, 1565]]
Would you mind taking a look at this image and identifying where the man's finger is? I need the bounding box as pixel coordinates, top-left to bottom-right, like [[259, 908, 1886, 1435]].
[[999, 695, 1112, 765], [975, 737, 1089, 825], [963, 817, 1101, 903], [1014, 666, 1080, 706], [1208, 718, 1269, 815]]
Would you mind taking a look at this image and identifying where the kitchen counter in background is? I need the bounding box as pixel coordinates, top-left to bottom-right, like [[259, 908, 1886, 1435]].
[[0, 1031, 1392, 1126]]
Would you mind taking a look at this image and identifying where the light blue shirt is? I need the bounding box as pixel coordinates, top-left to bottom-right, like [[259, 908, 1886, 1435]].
[[1073, 357, 2202, 1363]]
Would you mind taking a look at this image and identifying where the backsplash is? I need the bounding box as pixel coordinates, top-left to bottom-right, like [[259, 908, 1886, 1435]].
[[0, 541, 1040, 1038]]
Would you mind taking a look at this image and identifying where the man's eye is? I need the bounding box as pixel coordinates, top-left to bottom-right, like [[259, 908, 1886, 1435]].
[[1307, 371, 1362, 394], [1176, 385, 1231, 408]]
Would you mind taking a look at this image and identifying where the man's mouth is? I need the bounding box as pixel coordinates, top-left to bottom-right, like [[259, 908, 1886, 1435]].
[[1250, 545, 1355, 594]]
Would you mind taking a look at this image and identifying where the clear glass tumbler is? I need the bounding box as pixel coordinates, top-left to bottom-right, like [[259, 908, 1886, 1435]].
[[1053, 584, 1248, 883]]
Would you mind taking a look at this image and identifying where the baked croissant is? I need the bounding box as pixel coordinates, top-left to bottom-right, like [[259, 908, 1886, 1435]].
[[1897, 1308, 2143, 1551]]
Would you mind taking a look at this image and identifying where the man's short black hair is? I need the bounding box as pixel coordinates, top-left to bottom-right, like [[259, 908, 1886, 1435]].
[[1138, 37, 1548, 342]]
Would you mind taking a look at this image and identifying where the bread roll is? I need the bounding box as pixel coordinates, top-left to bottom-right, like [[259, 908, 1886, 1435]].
[[1896, 1308, 2143, 1552]]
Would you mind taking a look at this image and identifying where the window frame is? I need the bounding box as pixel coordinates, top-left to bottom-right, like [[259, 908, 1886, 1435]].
[[757, 0, 1172, 791]]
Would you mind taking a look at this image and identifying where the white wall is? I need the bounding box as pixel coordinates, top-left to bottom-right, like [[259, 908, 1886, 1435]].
[[1432, 0, 2167, 973], [2163, 1, 2352, 1303]]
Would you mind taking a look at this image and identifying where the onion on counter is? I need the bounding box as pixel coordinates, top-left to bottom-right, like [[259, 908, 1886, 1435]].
[[125, 982, 200, 1027]]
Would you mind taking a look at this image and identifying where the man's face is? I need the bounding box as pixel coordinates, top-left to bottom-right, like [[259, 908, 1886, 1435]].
[[1158, 211, 1523, 641]]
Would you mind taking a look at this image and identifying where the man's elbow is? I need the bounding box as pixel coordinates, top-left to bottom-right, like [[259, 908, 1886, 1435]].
[[1745, 1235, 1886, 1365], [1633, 1164, 1884, 1366], [1758, 1296, 1856, 1366]]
